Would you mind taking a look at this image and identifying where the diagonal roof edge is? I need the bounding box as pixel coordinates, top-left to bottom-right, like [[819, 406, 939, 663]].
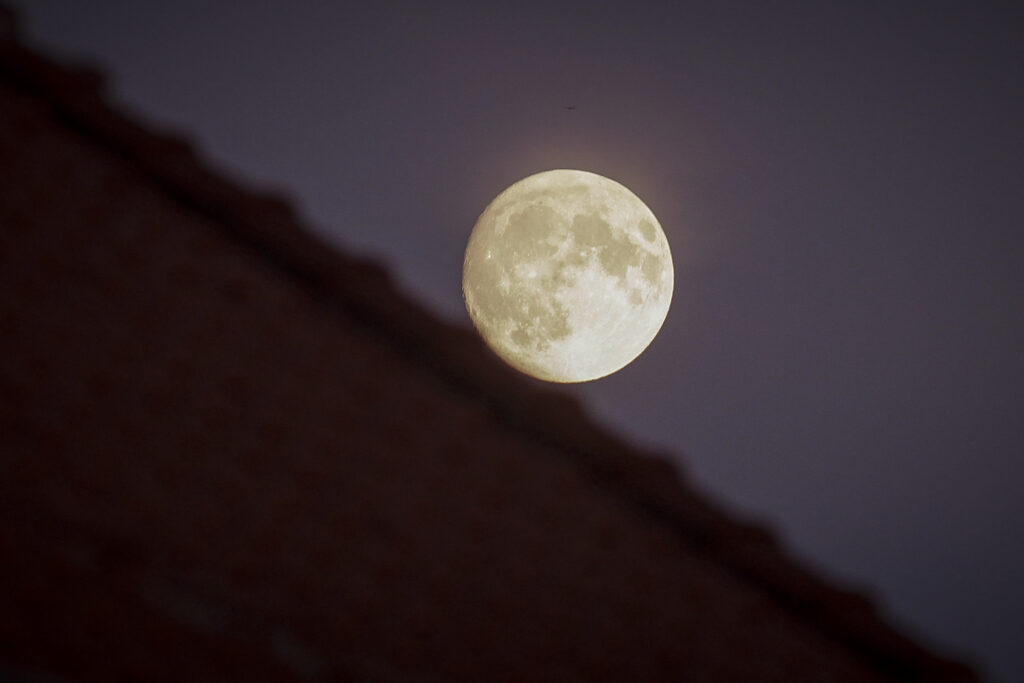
[[0, 13, 979, 682]]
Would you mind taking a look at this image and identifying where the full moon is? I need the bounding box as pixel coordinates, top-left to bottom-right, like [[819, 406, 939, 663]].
[[463, 169, 673, 383]]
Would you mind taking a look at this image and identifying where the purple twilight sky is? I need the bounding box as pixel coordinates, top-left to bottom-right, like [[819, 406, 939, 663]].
[[14, 1, 1024, 679]]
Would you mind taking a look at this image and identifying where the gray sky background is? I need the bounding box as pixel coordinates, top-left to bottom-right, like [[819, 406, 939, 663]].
[[14, 1, 1024, 680]]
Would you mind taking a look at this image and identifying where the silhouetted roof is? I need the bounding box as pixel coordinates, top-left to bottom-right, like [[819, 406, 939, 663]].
[[0, 9, 978, 681]]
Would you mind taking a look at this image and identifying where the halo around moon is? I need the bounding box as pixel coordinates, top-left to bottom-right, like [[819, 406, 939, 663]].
[[463, 169, 673, 383]]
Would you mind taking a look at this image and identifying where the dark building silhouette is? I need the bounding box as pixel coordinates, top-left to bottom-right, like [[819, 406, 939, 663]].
[[0, 13, 978, 682]]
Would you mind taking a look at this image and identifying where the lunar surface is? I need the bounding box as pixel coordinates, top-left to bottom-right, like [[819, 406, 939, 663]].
[[463, 169, 673, 382]]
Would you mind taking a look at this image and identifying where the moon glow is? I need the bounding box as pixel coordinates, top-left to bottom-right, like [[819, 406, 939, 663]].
[[463, 169, 673, 383]]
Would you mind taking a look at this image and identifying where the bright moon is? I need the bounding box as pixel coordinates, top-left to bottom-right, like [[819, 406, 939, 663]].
[[463, 169, 673, 383]]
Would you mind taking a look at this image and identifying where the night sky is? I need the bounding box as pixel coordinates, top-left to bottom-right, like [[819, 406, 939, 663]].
[[16, 1, 1023, 679]]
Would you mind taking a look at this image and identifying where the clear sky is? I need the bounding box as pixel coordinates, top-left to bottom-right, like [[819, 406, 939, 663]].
[[15, 1, 1024, 679]]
